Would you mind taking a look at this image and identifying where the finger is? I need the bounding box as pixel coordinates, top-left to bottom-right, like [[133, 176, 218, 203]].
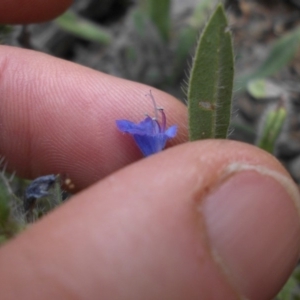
[[0, 140, 299, 299], [0, 0, 72, 23], [0, 46, 187, 189]]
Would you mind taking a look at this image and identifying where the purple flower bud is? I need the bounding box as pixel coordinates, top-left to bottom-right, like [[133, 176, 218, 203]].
[[24, 174, 57, 211], [116, 91, 177, 156]]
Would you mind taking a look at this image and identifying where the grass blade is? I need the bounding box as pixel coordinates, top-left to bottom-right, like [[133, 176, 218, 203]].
[[256, 103, 287, 154], [55, 10, 111, 45], [139, 0, 171, 41], [236, 27, 300, 91]]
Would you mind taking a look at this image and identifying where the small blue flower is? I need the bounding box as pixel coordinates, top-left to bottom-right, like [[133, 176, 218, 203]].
[[116, 91, 177, 156]]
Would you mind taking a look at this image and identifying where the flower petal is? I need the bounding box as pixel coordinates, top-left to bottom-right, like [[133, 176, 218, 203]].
[[133, 133, 168, 156], [116, 119, 146, 135], [165, 125, 177, 138], [116, 117, 155, 135], [116, 96, 178, 157], [137, 117, 158, 134]]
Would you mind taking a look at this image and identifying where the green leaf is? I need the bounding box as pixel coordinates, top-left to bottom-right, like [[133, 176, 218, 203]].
[[256, 104, 287, 153], [139, 0, 171, 41], [188, 4, 234, 140], [236, 27, 300, 91], [55, 11, 111, 45]]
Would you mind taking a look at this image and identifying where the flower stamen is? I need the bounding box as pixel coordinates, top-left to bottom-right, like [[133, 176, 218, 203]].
[[148, 90, 159, 120]]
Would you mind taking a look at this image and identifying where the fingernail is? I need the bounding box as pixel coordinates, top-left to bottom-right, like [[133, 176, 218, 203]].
[[202, 163, 300, 300]]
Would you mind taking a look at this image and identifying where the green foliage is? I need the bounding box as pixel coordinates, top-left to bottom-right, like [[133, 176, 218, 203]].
[[247, 78, 285, 100], [0, 172, 65, 242], [188, 4, 234, 140], [256, 103, 287, 154], [132, 8, 148, 38], [55, 10, 111, 45], [189, 0, 216, 28], [236, 26, 300, 90], [277, 265, 300, 300], [0, 25, 12, 43], [172, 0, 218, 84], [0, 187, 11, 228], [139, 0, 171, 41], [0, 176, 24, 243]]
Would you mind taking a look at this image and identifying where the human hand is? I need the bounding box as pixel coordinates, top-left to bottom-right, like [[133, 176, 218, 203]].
[[0, 1, 300, 299]]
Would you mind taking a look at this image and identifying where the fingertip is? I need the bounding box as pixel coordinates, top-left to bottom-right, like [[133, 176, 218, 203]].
[[0, 0, 72, 24], [0, 46, 187, 188]]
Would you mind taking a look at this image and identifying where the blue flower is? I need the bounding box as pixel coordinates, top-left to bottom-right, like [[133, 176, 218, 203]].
[[116, 92, 177, 156]]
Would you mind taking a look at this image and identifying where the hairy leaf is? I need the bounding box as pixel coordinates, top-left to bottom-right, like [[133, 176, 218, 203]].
[[188, 4, 234, 140]]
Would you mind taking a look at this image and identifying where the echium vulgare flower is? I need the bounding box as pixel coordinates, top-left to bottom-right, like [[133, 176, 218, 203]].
[[116, 91, 177, 156]]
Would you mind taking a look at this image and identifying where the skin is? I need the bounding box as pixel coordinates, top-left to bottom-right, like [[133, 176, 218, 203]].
[[0, 1, 300, 299]]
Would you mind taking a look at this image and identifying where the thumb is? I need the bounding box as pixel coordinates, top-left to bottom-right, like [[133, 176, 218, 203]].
[[0, 140, 299, 300]]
